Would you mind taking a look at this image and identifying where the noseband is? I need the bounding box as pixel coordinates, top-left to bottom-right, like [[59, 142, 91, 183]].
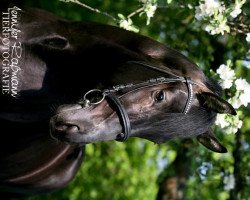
[[80, 62, 199, 142]]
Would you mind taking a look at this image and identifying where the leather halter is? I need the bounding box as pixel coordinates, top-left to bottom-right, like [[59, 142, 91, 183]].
[[81, 63, 198, 142]]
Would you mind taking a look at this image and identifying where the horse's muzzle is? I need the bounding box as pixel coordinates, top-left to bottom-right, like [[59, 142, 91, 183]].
[[50, 104, 84, 141]]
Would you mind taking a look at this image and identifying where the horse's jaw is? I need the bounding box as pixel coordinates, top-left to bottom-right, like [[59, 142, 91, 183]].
[[50, 103, 124, 144]]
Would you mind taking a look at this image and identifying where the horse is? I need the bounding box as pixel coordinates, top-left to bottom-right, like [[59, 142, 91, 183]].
[[0, 6, 236, 195]]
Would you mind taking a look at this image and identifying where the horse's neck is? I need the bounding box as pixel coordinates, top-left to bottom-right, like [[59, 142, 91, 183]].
[[0, 119, 83, 187], [0, 119, 48, 153]]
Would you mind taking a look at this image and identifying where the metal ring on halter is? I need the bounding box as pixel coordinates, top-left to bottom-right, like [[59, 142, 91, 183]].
[[82, 89, 105, 107]]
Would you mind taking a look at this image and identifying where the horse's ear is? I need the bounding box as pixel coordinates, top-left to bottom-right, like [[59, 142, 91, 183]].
[[197, 129, 227, 153], [198, 92, 236, 115]]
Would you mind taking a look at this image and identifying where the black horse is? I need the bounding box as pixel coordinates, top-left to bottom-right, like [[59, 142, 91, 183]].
[[0, 6, 236, 195]]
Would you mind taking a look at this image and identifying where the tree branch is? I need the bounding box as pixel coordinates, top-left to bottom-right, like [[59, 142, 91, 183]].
[[127, 7, 144, 18], [60, 0, 118, 22], [229, 130, 243, 200]]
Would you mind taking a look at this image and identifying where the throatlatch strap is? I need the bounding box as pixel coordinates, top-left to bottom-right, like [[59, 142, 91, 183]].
[[105, 93, 131, 142]]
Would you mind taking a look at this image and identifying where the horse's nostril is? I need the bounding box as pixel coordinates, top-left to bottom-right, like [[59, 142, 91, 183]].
[[67, 125, 80, 134], [55, 122, 80, 134]]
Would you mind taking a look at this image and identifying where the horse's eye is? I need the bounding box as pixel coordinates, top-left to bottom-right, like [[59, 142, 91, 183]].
[[154, 91, 165, 102], [42, 36, 69, 49]]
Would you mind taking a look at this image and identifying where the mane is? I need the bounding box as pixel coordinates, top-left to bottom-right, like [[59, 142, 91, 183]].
[[131, 106, 216, 144]]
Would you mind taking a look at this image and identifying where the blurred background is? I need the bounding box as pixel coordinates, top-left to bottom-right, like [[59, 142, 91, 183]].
[[4, 0, 250, 199]]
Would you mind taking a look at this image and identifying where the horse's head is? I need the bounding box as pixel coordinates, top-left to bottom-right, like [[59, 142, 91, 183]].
[[50, 61, 236, 153]]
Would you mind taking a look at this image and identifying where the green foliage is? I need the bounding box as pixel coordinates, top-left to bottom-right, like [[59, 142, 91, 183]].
[[25, 139, 162, 200], [20, 0, 250, 199]]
